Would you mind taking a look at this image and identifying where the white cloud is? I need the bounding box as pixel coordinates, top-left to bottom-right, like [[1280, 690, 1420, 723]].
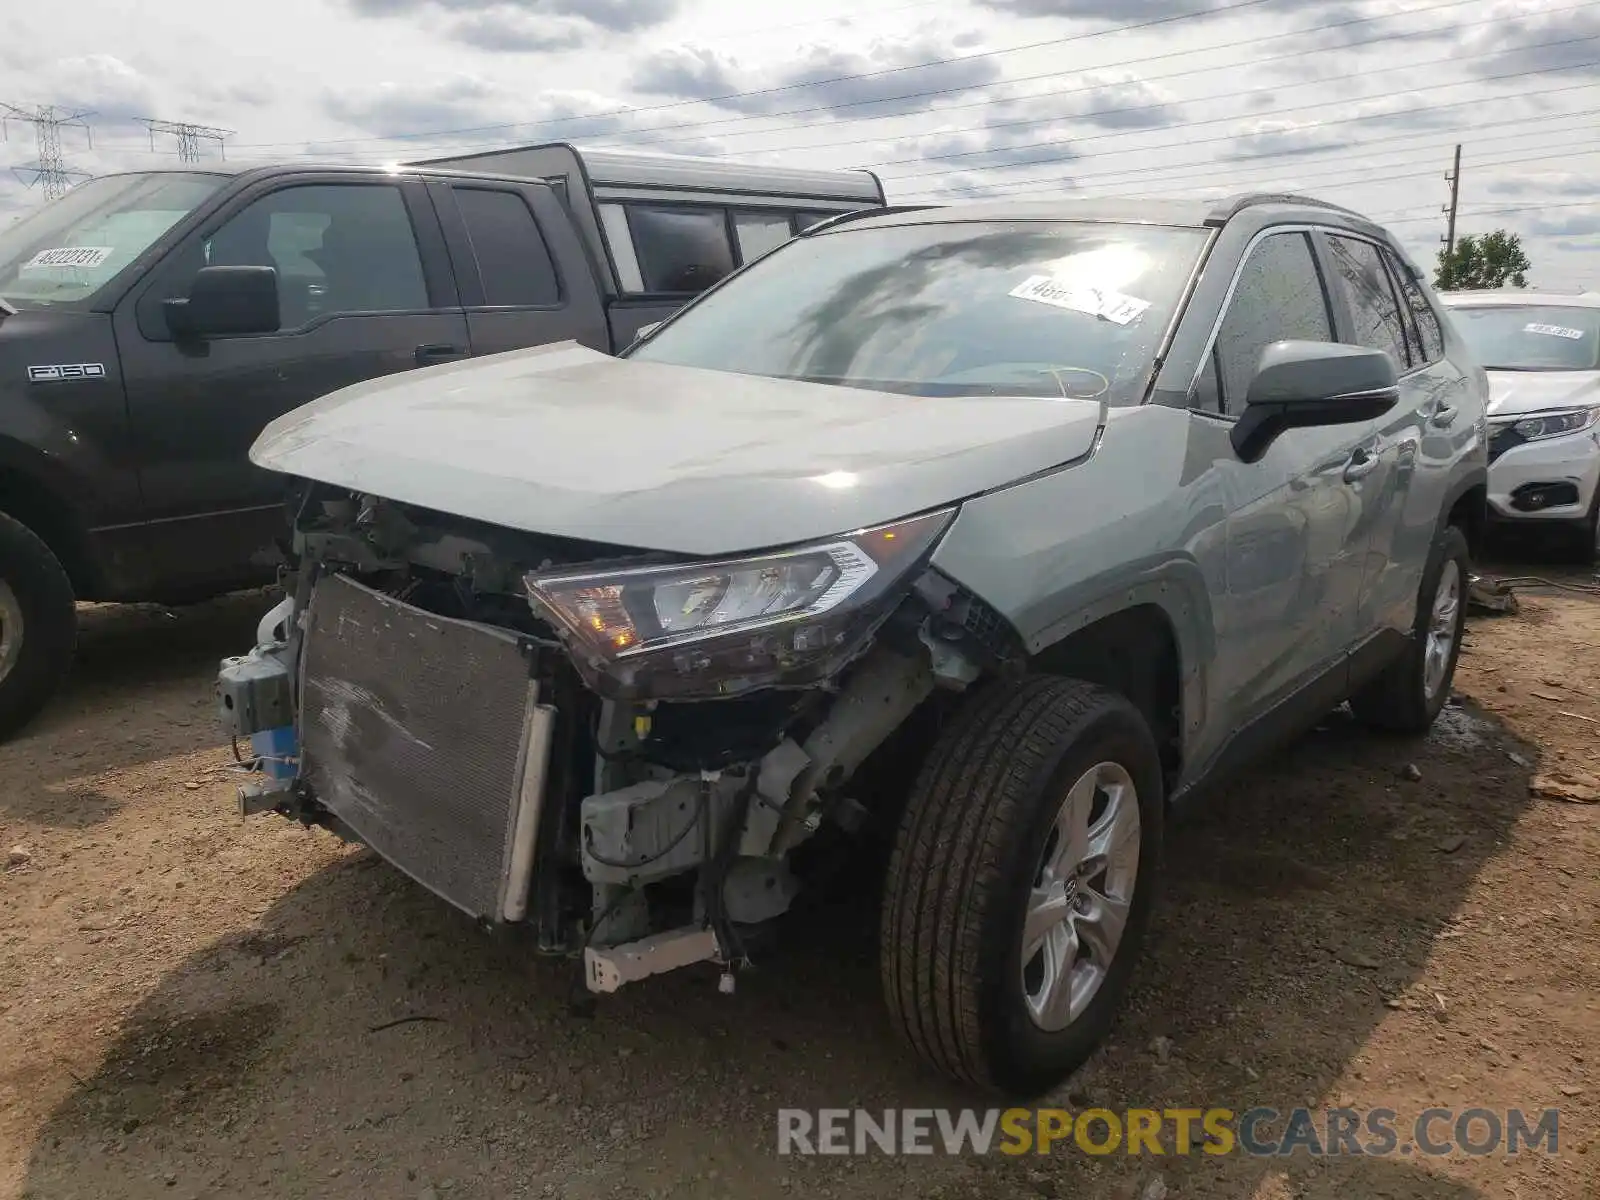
[[0, 0, 1588, 291]]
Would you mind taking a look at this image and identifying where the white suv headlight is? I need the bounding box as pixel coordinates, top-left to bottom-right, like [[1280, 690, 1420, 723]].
[[1509, 406, 1600, 441]]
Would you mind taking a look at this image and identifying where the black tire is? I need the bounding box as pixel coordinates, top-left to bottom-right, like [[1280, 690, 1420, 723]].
[[1350, 523, 1470, 734], [880, 675, 1165, 1097], [1569, 491, 1599, 566], [0, 511, 77, 740]]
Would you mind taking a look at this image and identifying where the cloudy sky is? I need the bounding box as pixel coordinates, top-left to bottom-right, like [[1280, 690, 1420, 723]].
[[3, 0, 1596, 286]]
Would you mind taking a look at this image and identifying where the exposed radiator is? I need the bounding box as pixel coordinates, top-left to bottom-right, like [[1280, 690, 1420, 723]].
[[298, 573, 553, 922]]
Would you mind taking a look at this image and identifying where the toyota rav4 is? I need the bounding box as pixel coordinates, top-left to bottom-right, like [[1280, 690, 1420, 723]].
[[217, 194, 1488, 1097]]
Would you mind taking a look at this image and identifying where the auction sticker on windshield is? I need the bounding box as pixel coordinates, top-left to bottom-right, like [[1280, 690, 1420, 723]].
[[1523, 323, 1585, 340], [1009, 276, 1151, 325], [21, 246, 113, 271]]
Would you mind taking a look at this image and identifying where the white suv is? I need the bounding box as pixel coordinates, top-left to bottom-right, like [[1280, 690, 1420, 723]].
[[1440, 291, 1600, 562]]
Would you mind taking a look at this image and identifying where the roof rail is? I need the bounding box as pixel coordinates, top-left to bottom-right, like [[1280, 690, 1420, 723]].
[[800, 204, 942, 236], [1204, 192, 1371, 227]]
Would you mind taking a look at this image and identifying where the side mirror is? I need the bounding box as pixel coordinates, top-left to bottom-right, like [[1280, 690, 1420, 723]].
[[164, 265, 280, 339], [1231, 340, 1399, 462]]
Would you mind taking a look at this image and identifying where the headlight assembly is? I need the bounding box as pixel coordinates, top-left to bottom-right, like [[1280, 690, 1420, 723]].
[[524, 507, 957, 699], [1509, 406, 1600, 442]]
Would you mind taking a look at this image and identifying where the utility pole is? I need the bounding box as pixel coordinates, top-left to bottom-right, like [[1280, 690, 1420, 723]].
[[0, 103, 94, 200], [138, 118, 232, 163], [1441, 143, 1462, 257]]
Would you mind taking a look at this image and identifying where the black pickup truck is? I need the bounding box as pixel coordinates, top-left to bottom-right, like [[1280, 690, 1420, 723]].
[[0, 149, 886, 736]]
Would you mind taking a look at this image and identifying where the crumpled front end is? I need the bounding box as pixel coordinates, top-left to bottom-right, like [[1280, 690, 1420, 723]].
[[217, 485, 1021, 991]]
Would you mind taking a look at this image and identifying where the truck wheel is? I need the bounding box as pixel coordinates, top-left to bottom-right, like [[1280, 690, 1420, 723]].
[[0, 511, 77, 740], [1350, 523, 1470, 735], [880, 676, 1164, 1097]]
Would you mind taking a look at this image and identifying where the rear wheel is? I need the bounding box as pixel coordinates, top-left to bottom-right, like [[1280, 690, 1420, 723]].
[[879, 675, 1164, 1097], [0, 511, 77, 740], [1350, 523, 1470, 734]]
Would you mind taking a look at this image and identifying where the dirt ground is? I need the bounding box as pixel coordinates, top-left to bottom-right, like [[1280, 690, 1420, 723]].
[[1, 563, 1597, 1200]]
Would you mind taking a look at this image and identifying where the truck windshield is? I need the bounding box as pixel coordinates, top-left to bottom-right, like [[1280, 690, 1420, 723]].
[[1448, 304, 1600, 372], [0, 172, 225, 309], [627, 219, 1210, 405]]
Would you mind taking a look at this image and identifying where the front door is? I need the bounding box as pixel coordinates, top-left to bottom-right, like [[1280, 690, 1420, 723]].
[[1198, 229, 1373, 723], [112, 173, 468, 594]]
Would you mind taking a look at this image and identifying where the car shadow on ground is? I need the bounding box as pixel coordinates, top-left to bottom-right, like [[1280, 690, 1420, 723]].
[[20, 694, 1537, 1199], [0, 589, 276, 826]]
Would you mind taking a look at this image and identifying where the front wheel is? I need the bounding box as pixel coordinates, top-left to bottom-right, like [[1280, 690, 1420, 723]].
[[1350, 523, 1470, 734], [0, 512, 77, 740], [879, 676, 1164, 1097]]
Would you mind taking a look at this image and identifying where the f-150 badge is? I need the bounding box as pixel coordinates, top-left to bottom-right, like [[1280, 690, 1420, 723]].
[[27, 363, 106, 382]]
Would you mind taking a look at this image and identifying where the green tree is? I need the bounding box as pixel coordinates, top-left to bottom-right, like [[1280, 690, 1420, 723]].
[[1434, 229, 1532, 291]]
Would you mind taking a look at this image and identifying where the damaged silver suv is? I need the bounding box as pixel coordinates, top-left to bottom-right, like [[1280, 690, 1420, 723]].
[[218, 195, 1488, 1096]]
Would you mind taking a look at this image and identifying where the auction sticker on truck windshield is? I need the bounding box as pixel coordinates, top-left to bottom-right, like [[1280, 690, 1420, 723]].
[[1009, 276, 1151, 325], [1523, 323, 1586, 340], [21, 246, 112, 271]]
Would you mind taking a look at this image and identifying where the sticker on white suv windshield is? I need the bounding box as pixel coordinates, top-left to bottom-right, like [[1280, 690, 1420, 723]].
[[21, 246, 112, 271], [1523, 322, 1585, 340], [1008, 276, 1151, 325]]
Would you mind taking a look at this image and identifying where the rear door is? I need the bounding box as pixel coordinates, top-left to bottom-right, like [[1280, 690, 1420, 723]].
[[1316, 231, 1466, 646], [114, 171, 468, 591], [427, 180, 609, 356]]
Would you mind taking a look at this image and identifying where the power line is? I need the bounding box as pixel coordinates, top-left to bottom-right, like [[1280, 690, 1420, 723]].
[[897, 104, 1600, 198], [1376, 200, 1597, 225], [224, 0, 1293, 150], [881, 56, 1600, 180], [138, 118, 232, 163], [890, 74, 1600, 196], [1051, 122, 1600, 197], [232, 0, 1499, 159], [0, 103, 93, 200]]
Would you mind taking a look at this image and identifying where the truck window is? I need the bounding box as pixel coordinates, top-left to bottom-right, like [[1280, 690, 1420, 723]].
[[201, 184, 429, 328], [733, 212, 793, 263], [621, 205, 735, 294], [453, 187, 560, 307]]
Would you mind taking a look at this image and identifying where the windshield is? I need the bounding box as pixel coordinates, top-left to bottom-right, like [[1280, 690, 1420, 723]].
[[0, 172, 226, 308], [1448, 304, 1600, 372], [628, 220, 1210, 404]]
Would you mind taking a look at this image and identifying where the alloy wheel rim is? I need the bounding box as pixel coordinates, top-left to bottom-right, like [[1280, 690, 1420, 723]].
[[0, 580, 23, 687], [1423, 560, 1462, 703], [1021, 761, 1141, 1033]]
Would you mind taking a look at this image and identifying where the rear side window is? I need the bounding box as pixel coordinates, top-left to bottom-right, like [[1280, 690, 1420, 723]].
[[1212, 231, 1334, 413], [626, 205, 735, 294], [453, 188, 560, 307], [1325, 234, 1412, 371], [1386, 250, 1445, 364], [734, 212, 793, 263]]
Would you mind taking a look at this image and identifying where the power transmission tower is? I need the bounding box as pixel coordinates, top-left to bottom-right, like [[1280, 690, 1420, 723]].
[[0, 103, 94, 200], [1441, 143, 1462, 258], [139, 118, 232, 163]]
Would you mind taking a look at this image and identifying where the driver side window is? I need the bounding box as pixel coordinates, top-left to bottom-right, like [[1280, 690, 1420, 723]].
[[1203, 232, 1335, 414], [139, 183, 430, 339]]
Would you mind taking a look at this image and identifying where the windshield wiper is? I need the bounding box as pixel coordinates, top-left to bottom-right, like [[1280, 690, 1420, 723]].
[[0, 296, 16, 317]]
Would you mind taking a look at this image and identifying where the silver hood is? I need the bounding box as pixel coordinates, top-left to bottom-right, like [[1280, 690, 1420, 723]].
[[249, 341, 1103, 556], [1485, 369, 1600, 418]]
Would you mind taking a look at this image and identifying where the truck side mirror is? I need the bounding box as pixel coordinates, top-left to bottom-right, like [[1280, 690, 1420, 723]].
[[164, 265, 281, 339]]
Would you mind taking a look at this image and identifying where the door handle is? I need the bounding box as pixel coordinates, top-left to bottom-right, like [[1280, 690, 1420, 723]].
[[415, 343, 468, 366], [1430, 404, 1458, 428], [1343, 448, 1380, 483]]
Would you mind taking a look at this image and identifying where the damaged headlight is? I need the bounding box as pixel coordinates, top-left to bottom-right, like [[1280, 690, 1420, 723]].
[[524, 507, 956, 699]]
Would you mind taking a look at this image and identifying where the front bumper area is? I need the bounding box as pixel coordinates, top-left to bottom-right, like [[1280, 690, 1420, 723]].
[[1486, 423, 1600, 523], [297, 573, 558, 923]]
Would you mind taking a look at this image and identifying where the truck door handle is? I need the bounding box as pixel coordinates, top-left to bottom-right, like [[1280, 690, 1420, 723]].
[[1430, 404, 1458, 428], [1343, 448, 1380, 483], [415, 343, 468, 366]]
